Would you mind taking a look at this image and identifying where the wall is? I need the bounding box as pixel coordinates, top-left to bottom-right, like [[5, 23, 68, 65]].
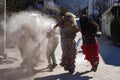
[[102, 7, 114, 37]]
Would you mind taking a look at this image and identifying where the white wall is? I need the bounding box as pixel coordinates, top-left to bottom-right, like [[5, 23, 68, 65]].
[[102, 9, 114, 37]]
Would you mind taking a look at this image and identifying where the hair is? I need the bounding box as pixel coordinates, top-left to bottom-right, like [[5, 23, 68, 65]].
[[80, 15, 98, 35]]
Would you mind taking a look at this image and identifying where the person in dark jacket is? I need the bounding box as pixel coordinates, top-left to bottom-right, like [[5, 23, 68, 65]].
[[79, 14, 101, 72]]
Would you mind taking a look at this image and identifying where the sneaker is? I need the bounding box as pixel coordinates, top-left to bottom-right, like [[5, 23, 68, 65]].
[[91, 61, 99, 72]]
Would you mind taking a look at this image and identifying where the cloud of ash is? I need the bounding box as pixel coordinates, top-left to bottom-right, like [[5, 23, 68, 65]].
[[0, 2, 61, 79], [6, 11, 59, 69]]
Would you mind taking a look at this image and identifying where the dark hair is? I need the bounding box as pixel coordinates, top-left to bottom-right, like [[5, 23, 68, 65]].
[[80, 15, 98, 35]]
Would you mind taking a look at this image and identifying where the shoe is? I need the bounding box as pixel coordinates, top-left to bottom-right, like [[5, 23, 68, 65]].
[[53, 63, 57, 69], [60, 62, 69, 71], [91, 61, 99, 72], [48, 63, 57, 72], [46, 64, 53, 72], [46, 64, 53, 69], [60, 61, 68, 67], [60, 62, 64, 67], [69, 69, 74, 74], [68, 65, 75, 74], [63, 65, 69, 71]]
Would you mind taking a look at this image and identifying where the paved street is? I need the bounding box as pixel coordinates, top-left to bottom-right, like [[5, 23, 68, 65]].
[[0, 34, 120, 80]]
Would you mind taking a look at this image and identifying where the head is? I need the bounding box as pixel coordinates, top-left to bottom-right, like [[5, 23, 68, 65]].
[[65, 12, 76, 19], [80, 15, 93, 24], [80, 15, 98, 34], [62, 12, 76, 23]]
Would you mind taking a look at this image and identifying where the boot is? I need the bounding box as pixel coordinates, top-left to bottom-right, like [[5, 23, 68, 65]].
[[91, 61, 99, 72]]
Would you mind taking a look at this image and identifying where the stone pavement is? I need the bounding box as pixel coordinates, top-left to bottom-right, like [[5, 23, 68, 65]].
[[0, 35, 120, 80]]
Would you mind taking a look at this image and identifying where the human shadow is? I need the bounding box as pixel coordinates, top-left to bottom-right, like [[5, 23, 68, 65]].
[[0, 67, 35, 80], [98, 36, 120, 66], [0, 66, 54, 80], [34, 70, 92, 80]]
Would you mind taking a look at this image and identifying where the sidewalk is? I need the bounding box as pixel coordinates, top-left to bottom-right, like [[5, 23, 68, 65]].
[[0, 35, 120, 80]]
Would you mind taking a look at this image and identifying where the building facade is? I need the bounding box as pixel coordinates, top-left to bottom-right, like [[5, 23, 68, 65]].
[[101, 0, 120, 37]]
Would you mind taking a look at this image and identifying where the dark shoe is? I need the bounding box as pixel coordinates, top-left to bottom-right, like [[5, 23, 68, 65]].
[[60, 61, 68, 67], [91, 61, 99, 72], [63, 66, 69, 71], [68, 65, 75, 74], [46, 64, 53, 69], [60, 62, 69, 71], [68, 68, 74, 74], [69, 69, 74, 74], [60, 62, 64, 67], [53, 63, 57, 69]]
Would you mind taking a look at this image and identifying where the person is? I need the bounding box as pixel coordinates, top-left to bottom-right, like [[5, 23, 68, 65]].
[[54, 12, 79, 73], [46, 29, 59, 71], [17, 24, 41, 72], [79, 15, 101, 72]]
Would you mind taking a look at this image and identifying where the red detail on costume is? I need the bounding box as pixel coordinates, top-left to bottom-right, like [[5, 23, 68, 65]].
[[81, 43, 99, 67]]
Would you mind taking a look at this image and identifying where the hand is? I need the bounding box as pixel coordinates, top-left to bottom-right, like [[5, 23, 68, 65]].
[[96, 31, 102, 37]]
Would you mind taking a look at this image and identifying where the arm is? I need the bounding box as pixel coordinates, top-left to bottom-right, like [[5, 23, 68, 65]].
[[96, 24, 102, 37], [69, 25, 81, 33], [54, 23, 60, 29]]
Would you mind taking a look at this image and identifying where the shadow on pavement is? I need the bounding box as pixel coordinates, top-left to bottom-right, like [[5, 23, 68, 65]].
[[98, 36, 120, 66], [0, 67, 36, 80], [0, 66, 54, 80], [34, 71, 92, 80]]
